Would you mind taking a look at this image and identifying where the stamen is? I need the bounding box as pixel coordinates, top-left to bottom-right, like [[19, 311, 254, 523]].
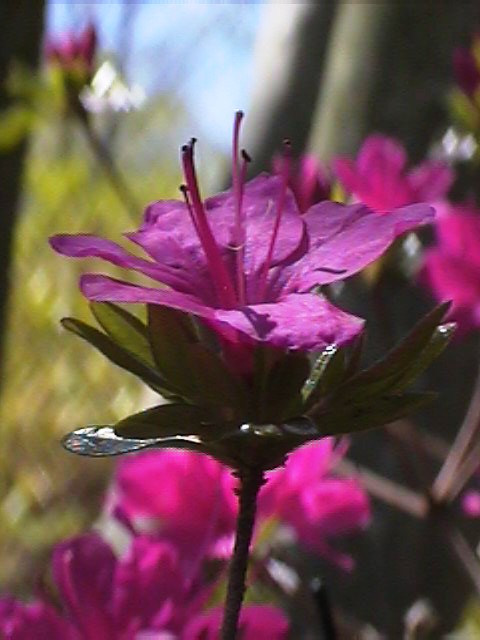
[[256, 141, 291, 301], [179, 185, 201, 238], [232, 111, 247, 305], [181, 141, 237, 308]]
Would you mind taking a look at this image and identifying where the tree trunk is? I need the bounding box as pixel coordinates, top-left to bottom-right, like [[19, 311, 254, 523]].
[[240, 2, 337, 175], [0, 1, 45, 377], [308, 2, 480, 636]]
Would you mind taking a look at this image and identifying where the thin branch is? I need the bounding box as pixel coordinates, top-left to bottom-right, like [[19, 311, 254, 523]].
[[335, 459, 429, 519], [433, 363, 480, 502], [445, 526, 480, 598], [76, 110, 140, 220]]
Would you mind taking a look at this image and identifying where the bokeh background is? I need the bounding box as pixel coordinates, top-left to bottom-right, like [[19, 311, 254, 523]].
[[3, 2, 480, 637]]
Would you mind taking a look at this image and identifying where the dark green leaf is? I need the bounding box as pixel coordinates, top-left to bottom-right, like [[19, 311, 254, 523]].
[[188, 343, 248, 412], [147, 305, 197, 395], [312, 391, 436, 436], [386, 322, 455, 392], [335, 303, 451, 401], [90, 302, 154, 366], [61, 317, 170, 393], [262, 352, 311, 422], [114, 403, 233, 440], [147, 305, 247, 412]]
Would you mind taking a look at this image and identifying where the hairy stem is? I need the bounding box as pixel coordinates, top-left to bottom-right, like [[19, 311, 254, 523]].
[[221, 466, 265, 640]]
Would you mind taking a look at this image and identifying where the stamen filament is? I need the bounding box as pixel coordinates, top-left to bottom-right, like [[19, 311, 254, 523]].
[[181, 141, 237, 308], [256, 140, 291, 302], [232, 111, 247, 305]]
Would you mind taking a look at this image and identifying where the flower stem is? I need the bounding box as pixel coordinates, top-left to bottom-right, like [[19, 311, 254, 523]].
[[74, 106, 140, 219], [221, 466, 265, 640]]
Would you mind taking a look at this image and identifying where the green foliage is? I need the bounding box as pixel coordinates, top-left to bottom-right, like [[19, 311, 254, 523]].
[[0, 89, 188, 591], [61, 302, 454, 472]]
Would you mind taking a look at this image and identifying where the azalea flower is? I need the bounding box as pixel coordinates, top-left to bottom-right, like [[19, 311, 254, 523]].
[[453, 35, 480, 99], [111, 440, 370, 570], [420, 203, 480, 334], [50, 113, 434, 364], [0, 533, 288, 640], [333, 134, 453, 214], [462, 489, 480, 518], [273, 152, 331, 213], [45, 23, 97, 78]]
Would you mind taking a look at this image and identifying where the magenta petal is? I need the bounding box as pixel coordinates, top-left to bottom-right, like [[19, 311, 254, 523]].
[[50, 234, 197, 292], [127, 200, 205, 266], [296, 202, 434, 290], [215, 293, 364, 350], [435, 213, 480, 268], [52, 533, 116, 638], [205, 173, 305, 272], [183, 605, 289, 640], [0, 599, 76, 640], [408, 162, 454, 202], [113, 537, 187, 632], [332, 158, 362, 197], [421, 249, 480, 309], [80, 274, 216, 320], [357, 134, 407, 175]]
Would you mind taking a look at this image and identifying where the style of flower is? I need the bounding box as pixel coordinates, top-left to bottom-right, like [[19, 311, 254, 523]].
[[420, 203, 480, 334], [0, 533, 288, 640], [111, 439, 370, 570], [333, 135, 453, 214], [45, 23, 97, 78], [50, 113, 434, 363], [273, 152, 331, 213]]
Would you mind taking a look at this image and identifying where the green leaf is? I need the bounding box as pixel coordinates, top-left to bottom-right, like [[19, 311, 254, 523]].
[[114, 403, 233, 440], [147, 305, 247, 412], [90, 302, 154, 366], [61, 317, 170, 393], [0, 106, 35, 151], [336, 303, 451, 402], [313, 391, 436, 436], [188, 343, 248, 412], [388, 322, 456, 392], [147, 305, 197, 394], [262, 352, 311, 422]]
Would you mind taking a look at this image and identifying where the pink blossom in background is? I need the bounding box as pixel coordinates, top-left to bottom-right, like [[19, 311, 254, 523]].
[[260, 440, 371, 570], [0, 533, 288, 640], [333, 135, 453, 214], [462, 490, 480, 518], [45, 23, 97, 76], [111, 440, 370, 570], [420, 203, 480, 334], [273, 153, 331, 213], [112, 450, 237, 569], [50, 115, 433, 369], [453, 35, 480, 98]]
